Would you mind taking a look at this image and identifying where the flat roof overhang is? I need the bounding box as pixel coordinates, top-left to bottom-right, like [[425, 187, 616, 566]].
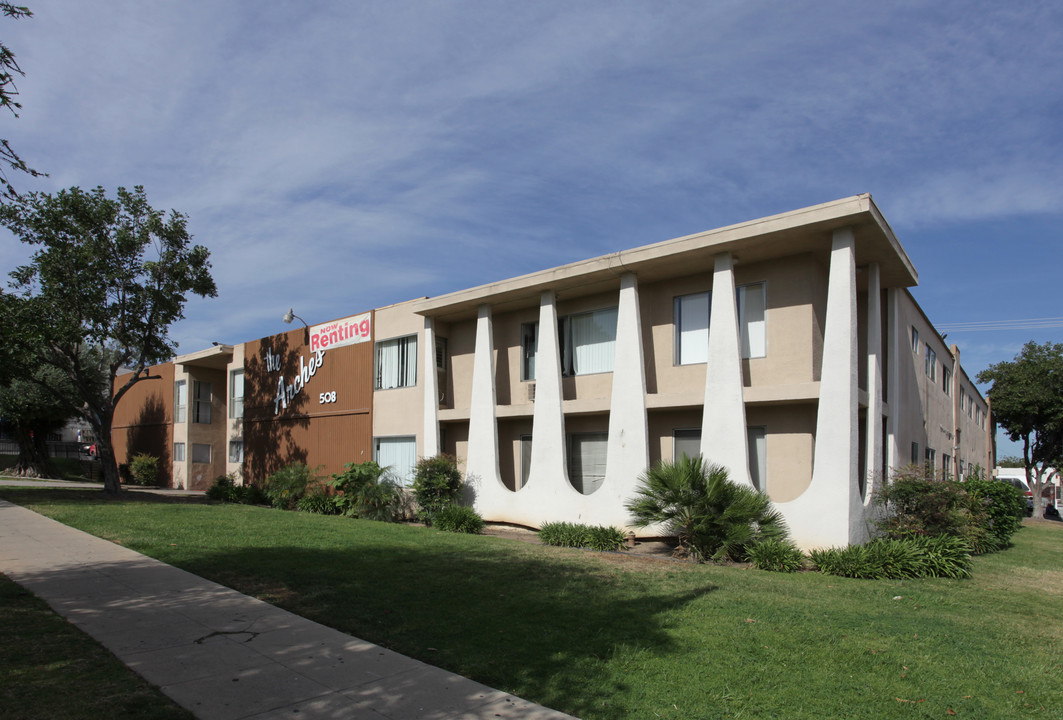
[[413, 194, 916, 323], [175, 344, 234, 370]]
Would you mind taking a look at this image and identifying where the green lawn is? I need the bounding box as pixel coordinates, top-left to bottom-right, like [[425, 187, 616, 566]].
[[2, 487, 1060, 720]]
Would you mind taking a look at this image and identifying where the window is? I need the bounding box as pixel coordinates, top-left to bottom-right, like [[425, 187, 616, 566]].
[[229, 370, 244, 418], [673, 428, 701, 461], [193, 381, 212, 424], [674, 292, 710, 365], [568, 432, 608, 495], [375, 436, 417, 486], [375, 335, 417, 389], [521, 322, 538, 381], [173, 442, 185, 462], [520, 434, 532, 489], [174, 380, 187, 423], [943, 454, 952, 479], [958, 460, 965, 479], [942, 366, 952, 395], [738, 282, 766, 358], [967, 393, 974, 418], [925, 447, 936, 472], [560, 308, 618, 377], [228, 440, 243, 463], [911, 442, 920, 465], [435, 337, 448, 372], [925, 345, 936, 381], [748, 426, 767, 492], [911, 326, 920, 353], [192, 443, 211, 464]]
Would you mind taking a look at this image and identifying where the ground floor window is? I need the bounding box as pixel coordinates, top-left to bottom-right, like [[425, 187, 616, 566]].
[[520, 434, 532, 489], [748, 426, 767, 491], [192, 443, 211, 464], [568, 432, 607, 495], [229, 439, 244, 463], [173, 442, 185, 462], [375, 436, 417, 486], [673, 428, 701, 461]]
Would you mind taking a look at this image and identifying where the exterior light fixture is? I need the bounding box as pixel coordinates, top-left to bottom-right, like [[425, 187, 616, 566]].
[[282, 308, 308, 327], [283, 308, 310, 343]]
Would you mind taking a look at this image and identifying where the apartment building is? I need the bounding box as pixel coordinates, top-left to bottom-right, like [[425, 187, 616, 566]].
[[111, 194, 992, 549]]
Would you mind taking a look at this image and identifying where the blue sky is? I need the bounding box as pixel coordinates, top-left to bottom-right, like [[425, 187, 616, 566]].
[[3, 1, 1062, 458]]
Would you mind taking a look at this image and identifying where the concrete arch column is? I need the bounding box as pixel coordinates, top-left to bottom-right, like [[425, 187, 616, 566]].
[[779, 228, 861, 548], [863, 263, 883, 516], [700, 252, 751, 485], [465, 304, 503, 494], [422, 317, 440, 458], [600, 272, 649, 519]]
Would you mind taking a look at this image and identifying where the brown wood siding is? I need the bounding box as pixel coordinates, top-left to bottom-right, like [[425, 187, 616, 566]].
[[243, 326, 374, 483], [111, 362, 175, 486]]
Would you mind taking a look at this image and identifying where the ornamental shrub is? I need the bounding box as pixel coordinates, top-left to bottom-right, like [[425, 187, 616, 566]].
[[296, 487, 341, 515], [963, 474, 1025, 548], [810, 536, 972, 580], [874, 466, 978, 541], [263, 463, 320, 510], [747, 539, 806, 573], [585, 525, 628, 552], [329, 461, 403, 521], [538, 521, 590, 548], [626, 455, 789, 562], [411, 454, 464, 524], [433, 505, 485, 534], [240, 483, 269, 506], [537, 522, 628, 551], [206, 473, 244, 502], [129, 454, 159, 486]]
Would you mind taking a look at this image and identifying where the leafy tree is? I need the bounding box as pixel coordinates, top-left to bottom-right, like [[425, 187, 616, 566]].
[[626, 455, 788, 562], [0, 361, 78, 477], [977, 341, 1063, 517], [997, 455, 1024, 468], [0, 185, 217, 493], [0, 3, 44, 201]]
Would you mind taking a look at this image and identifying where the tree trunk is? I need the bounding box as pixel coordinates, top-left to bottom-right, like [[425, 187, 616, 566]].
[[13, 426, 52, 478], [97, 441, 122, 494]]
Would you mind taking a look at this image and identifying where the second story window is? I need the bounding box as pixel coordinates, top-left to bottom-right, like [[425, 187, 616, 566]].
[[674, 292, 710, 365], [376, 335, 417, 389], [521, 322, 538, 380], [925, 345, 936, 381], [174, 380, 187, 423], [560, 307, 617, 377], [230, 370, 244, 419], [193, 381, 212, 424]]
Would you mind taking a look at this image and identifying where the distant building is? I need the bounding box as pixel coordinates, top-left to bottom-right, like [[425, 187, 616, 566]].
[[113, 195, 993, 548]]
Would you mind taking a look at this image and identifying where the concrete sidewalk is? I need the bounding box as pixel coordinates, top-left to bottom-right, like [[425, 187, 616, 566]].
[[0, 500, 577, 720]]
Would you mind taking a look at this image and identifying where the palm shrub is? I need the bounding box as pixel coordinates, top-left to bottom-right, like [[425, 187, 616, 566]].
[[411, 454, 463, 525], [262, 463, 320, 510], [626, 456, 789, 562], [329, 461, 403, 522]]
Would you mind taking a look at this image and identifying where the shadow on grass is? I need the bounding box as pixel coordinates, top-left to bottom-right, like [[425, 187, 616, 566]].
[[1, 488, 716, 719], [182, 542, 715, 719]]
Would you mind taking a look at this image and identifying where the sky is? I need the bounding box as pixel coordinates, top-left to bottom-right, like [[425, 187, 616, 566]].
[[2, 1, 1062, 459]]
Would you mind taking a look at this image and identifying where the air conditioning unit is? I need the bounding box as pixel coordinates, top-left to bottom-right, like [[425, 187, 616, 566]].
[[527, 382, 536, 402]]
